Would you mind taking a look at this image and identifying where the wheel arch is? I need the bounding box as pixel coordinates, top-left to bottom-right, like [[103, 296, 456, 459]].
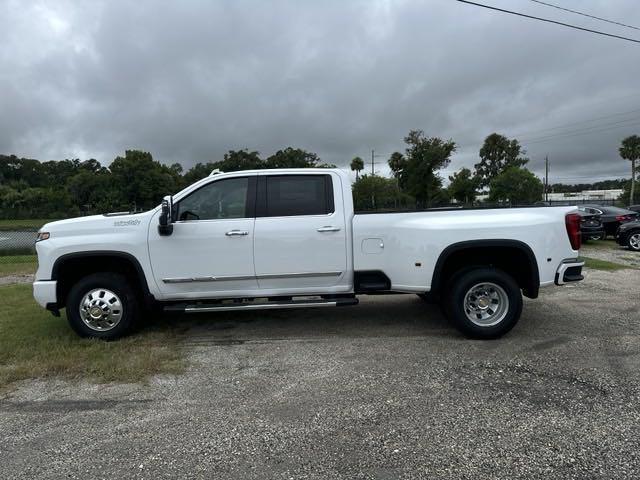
[[51, 251, 154, 308], [430, 240, 540, 299]]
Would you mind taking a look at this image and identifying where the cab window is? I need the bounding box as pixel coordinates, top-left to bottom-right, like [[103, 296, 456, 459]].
[[176, 177, 250, 221]]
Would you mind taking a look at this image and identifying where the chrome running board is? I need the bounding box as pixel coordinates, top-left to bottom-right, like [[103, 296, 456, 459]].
[[164, 297, 358, 313]]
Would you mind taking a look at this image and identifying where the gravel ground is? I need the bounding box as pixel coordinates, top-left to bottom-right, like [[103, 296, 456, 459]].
[[1, 267, 639, 479], [581, 239, 640, 268], [0, 274, 33, 286]]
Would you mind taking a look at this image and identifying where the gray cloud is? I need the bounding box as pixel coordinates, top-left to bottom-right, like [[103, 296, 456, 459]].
[[1, 0, 639, 183]]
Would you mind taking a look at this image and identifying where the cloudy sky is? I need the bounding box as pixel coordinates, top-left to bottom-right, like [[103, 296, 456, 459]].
[[1, 0, 639, 183]]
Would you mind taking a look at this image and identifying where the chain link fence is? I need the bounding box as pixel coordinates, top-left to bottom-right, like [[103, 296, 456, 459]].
[[0, 228, 38, 274]]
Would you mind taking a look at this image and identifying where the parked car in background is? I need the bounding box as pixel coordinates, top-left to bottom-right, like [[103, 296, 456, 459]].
[[577, 210, 605, 241], [628, 205, 640, 214], [579, 205, 639, 237], [616, 220, 640, 251]]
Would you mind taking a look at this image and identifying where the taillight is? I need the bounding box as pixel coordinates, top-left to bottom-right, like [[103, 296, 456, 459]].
[[616, 215, 632, 222], [565, 213, 581, 250]]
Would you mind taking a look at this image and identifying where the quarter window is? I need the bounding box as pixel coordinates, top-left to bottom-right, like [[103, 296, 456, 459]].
[[264, 175, 333, 217], [176, 177, 249, 221]]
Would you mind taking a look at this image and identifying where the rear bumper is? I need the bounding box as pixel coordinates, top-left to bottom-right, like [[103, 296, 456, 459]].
[[554, 260, 584, 285], [581, 227, 604, 239], [33, 280, 57, 308]]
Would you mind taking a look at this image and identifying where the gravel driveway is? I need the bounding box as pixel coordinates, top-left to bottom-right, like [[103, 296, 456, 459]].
[[1, 267, 639, 479]]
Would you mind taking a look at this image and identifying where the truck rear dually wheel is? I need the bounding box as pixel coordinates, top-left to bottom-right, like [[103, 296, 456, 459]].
[[444, 267, 522, 339], [66, 272, 140, 340]]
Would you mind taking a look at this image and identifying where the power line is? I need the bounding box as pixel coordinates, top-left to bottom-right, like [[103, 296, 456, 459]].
[[521, 117, 640, 143], [522, 120, 640, 146], [455, 0, 640, 44], [511, 107, 640, 137], [526, 0, 640, 32]]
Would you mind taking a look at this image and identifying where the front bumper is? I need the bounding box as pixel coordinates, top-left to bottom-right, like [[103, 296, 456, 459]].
[[33, 280, 57, 308], [554, 260, 584, 285]]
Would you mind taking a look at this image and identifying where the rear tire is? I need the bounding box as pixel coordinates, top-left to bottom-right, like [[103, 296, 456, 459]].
[[66, 272, 140, 340], [443, 267, 522, 339]]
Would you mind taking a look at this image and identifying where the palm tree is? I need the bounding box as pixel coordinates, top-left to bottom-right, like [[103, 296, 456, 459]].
[[350, 156, 364, 180], [620, 135, 640, 205]]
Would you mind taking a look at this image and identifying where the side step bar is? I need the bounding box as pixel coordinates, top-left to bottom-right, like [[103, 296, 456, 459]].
[[164, 297, 358, 313]]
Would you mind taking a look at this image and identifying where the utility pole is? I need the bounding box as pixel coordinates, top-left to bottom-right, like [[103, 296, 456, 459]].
[[371, 149, 375, 175], [544, 155, 549, 202]]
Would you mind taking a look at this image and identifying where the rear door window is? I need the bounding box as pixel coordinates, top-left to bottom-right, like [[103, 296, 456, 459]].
[[262, 175, 334, 217]]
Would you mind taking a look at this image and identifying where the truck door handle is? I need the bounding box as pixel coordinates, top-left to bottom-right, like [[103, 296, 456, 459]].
[[225, 230, 249, 237], [317, 226, 341, 232]]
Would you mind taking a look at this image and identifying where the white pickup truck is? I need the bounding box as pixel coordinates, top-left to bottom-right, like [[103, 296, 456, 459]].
[[33, 168, 584, 340]]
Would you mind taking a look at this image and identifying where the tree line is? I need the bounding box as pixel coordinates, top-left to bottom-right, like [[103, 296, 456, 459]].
[[351, 131, 543, 210], [1, 131, 638, 219], [0, 148, 334, 219], [351, 132, 640, 210]]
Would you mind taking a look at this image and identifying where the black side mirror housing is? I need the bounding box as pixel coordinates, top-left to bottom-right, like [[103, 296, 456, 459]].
[[158, 196, 174, 236]]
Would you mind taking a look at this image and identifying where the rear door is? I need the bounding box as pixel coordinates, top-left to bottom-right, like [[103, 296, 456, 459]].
[[253, 173, 348, 292]]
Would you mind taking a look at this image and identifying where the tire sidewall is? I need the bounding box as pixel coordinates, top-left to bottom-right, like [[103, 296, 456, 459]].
[[446, 268, 523, 339], [66, 272, 139, 340]]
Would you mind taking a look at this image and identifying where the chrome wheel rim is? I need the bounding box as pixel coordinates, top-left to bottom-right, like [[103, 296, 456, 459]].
[[629, 233, 640, 250], [79, 288, 123, 331], [463, 282, 509, 327]]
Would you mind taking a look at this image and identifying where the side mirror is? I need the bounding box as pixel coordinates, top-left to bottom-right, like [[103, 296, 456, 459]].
[[158, 195, 174, 236]]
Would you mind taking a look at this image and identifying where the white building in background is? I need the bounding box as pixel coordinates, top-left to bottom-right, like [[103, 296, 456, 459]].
[[546, 189, 624, 202], [475, 189, 624, 204]]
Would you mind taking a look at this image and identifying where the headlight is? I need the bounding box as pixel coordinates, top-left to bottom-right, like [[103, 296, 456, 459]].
[[36, 232, 50, 242]]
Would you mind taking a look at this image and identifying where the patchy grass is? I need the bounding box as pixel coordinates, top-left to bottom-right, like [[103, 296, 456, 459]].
[[0, 219, 56, 231], [581, 239, 618, 249], [0, 255, 37, 276], [581, 256, 631, 272], [0, 284, 186, 390]]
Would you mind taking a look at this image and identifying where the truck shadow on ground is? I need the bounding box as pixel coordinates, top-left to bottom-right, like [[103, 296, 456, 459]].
[[148, 294, 458, 343]]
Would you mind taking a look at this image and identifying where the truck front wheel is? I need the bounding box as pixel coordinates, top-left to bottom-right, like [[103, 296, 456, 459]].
[[66, 272, 140, 340], [444, 268, 522, 339]]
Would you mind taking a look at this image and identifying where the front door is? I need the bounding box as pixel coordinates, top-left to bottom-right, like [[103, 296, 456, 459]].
[[253, 173, 349, 293], [148, 175, 257, 299]]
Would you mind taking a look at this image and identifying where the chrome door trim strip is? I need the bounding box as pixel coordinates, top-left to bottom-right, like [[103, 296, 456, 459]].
[[257, 271, 342, 280], [162, 271, 343, 284]]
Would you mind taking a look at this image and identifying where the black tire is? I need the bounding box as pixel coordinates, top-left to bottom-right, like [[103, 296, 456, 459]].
[[66, 272, 140, 340], [443, 267, 522, 339]]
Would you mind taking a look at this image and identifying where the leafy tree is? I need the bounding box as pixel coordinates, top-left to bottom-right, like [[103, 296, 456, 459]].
[[388, 130, 455, 207], [109, 150, 183, 211], [183, 162, 217, 184], [351, 174, 414, 211], [266, 147, 320, 168], [475, 133, 528, 188], [211, 149, 263, 172], [488, 167, 543, 205], [350, 156, 364, 180], [448, 168, 478, 205], [620, 135, 640, 205]]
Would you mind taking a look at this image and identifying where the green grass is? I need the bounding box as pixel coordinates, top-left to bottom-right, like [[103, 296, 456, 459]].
[[0, 255, 37, 276], [581, 239, 621, 250], [0, 219, 57, 231], [581, 256, 631, 271], [0, 284, 186, 390]]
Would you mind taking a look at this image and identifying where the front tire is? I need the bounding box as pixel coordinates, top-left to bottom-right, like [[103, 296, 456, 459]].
[[66, 272, 140, 340], [627, 232, 640, 251], [444, 268, 522, 339]]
